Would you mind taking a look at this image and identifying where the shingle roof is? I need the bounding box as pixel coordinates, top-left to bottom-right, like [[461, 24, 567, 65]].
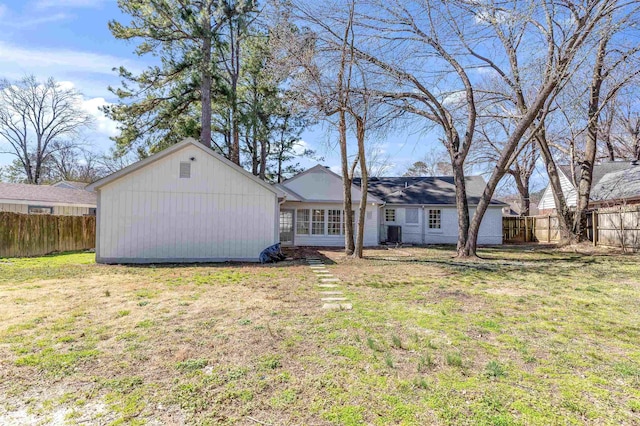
[[52, 180, 90, 191], [353, 176, 505, 205], [559, 162, 633, 187], [0, 182, 97, 206], [591, 165, 640, 201]]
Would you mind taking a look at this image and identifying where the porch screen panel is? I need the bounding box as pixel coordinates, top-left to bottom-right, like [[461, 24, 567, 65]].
[[296, 209, 310, 234], [328, 209, 341, 235], [312, 209, 325, 235]]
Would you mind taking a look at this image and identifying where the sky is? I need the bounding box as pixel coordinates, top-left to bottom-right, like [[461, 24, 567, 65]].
[[0, 0, 552, 196], [0, 0, 455, 178]]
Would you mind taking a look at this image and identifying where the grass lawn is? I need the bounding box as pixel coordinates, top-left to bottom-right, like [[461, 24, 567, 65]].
[[0, 246, 639, 425]]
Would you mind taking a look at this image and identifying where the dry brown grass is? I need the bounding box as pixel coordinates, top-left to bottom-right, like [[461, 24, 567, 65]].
[[1, 246, 640, 425]]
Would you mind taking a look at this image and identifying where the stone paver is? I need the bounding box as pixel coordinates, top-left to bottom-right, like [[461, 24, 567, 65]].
[[308, 257, 352, 310]]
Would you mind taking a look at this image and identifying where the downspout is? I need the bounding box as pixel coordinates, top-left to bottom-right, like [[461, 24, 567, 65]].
[[379, 201, 386, 244], [276, 195, 287, 244], [421, 205, 426, 245]]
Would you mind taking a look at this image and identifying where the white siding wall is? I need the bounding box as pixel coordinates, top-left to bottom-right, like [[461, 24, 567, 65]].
[[283, 201, 379, 247], [0, 203, 28, 214], [284, 169, 365, 201], [538, 171, 577, 212], [97, 145, 277, 262], [0, 203, 90, 215], [382, 205, 503, 245]]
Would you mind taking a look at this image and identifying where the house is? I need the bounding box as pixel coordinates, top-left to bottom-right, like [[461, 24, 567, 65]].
[[87, 138, 280, 264], [52, 180, 90, 191], [89, 138, 504, 264], [276, 165, 384, 247], [0, 182, 96, 216], [499, 194, 539, 217], [538, 161, 640, 214], [277, 166, 504, 246]]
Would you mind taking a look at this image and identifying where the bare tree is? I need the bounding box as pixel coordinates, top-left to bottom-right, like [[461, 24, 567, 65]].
[[403, 147, 455, 177], [0, 76, 93, 184], [461, 0, 626, 255]]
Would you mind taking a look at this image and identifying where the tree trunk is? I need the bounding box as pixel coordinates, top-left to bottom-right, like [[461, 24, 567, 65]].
[[536, 131, 574, 243], [464, 78, 561, 256], [574, 35, 608, 240], [353, 117, 367, 258], [452, 153, 470, 257], [511, 169, 531, 216], [200, 6, 212, 148], [339, 109, 355, 255]]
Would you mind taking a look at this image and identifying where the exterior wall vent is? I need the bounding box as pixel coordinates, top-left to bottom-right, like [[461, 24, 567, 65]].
[[179, 162, 191, 178]]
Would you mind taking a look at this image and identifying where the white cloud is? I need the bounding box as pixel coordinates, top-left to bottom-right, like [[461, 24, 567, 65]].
[[81, 97, 119, 137], [292, 139, 310, 156], [55, 81, 119, 138], [0, 41, 141, 77]]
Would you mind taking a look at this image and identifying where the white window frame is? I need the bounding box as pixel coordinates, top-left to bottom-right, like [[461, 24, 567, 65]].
[[311, 209, 325, 235], [28, 205, 53, 215], [385, 208, 396, 222], [296, 209, 310, 235], [405, 208, 419, 224], [327, 209, 341, 235], [428, 209, 442, 229]]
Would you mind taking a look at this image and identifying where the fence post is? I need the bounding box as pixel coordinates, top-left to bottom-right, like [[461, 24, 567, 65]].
[[524, 217, 529, 243], [592, 210, 598, 247], [547, 215, 551, 243]]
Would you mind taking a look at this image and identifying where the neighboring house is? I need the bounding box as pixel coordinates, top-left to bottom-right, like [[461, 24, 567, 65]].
[[538, 161, 640, 214], [277, 166, 504, 247], [500, 195, 539, 217], [0, 182, 96, 216], [52, 180, 90, 191], [87, 138, 280, 264]]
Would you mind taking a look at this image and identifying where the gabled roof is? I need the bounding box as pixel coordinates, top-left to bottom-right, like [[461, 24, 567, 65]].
[[0, 182, 96, 206], [591, 165, 640, 202], [87, 138, 278, 194], [282, 165, 385, 204], [353, 175, 505, 206], [52, 180, 90, 191], [558, 162, 634, 188]]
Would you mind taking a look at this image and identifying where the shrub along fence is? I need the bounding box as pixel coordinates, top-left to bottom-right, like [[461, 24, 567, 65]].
[[503, 207, 640, 251], [0, 212, 96, 258]]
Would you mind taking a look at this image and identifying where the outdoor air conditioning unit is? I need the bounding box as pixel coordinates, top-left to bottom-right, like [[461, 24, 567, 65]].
[[387, 225, 402, 244]]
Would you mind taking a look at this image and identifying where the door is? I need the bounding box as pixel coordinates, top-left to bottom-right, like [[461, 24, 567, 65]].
[[279, 209, 294, 246]]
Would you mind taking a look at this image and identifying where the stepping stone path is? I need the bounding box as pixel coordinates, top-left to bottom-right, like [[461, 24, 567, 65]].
[[307, 257, 352, 310]]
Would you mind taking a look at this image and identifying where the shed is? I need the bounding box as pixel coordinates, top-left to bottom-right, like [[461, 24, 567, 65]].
[[87, 138, 279, 264]]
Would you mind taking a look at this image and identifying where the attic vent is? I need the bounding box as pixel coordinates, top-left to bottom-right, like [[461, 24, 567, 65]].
[[179, 162, 191, 178]]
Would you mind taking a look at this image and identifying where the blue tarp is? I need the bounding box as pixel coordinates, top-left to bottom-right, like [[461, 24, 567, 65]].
[[259, 243, 286, 264]]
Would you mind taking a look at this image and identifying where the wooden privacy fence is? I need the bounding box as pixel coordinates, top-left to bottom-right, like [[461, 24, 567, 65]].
[[0, 212, 95, 258], [503, 207, 640, 250]]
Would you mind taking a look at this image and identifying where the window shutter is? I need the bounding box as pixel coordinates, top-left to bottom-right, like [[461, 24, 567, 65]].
[[179, 162, 191, 178]]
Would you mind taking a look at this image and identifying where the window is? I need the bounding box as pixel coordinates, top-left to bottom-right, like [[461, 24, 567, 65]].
[[328, 209, 341, 235], [429, 209, 441, 229], [312, 209, 325, 235], [179, 161, 191, 178], [406, 208, 419, 224], [296, 209, 310, 234], [385, 208, 396, 222], [342, 210, 355, 234], [28, 205, 53, 215], [88, 208, 97, 216]]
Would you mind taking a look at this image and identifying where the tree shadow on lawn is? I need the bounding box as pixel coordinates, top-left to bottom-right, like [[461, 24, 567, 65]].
[[376, 244, 602, 275]]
